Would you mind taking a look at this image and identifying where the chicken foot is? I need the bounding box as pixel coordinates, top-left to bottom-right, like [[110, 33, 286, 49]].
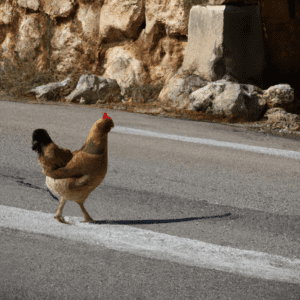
[[78, 202, 95, 223], [54, 197, 70, 224]]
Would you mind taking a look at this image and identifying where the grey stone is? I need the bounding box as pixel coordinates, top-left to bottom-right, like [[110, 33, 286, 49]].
[[189, 81, 266, 121], [65, 74, 122, 104], [29, 77, 71, 100], [159, 73, 208, 108]]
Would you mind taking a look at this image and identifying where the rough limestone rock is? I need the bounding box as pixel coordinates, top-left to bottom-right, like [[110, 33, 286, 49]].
[[103, 47, 149, 99], [0, 1, 14, 25], [265, 107, 300, 131], [18, 0, 40, 11], [0, 0, 189, 93], [150, 36, 187, 83], [65, 74, 122, 104], [43, 0, 75, 18], [15, 15, 43, 60], [158, 74, 208, 108], [51, 22, 87, 73], [13, 14, 49, 70], [130, 26, 187, 84], [49, 1, 101, 73], [100, 0, 145, 42], [145, 0, 191, 36], [263, 84, 294, 109], [181, 5, 264, 85], [77, 0, 102, 43], [29, 77, 71, 100], [189, 81, 266, 120], [0, 33, 13, 60], [189, 82, 224, 112]]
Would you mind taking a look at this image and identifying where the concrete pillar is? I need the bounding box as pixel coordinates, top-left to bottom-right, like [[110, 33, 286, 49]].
[[181, 5, 265, 86]]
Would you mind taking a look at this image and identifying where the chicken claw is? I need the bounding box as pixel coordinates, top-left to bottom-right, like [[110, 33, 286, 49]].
[[79, 203, 96, 223], [54, 215, 71, 225]]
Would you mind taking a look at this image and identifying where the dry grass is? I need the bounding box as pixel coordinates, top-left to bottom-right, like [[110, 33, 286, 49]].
[[0, 59, 56, 98]]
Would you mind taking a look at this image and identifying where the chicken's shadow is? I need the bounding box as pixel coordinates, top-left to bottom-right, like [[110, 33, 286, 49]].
[[93, 213, 231, 225]]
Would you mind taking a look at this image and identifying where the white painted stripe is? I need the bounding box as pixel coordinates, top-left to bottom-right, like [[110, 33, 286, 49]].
[[112, 126, 300, 160], [1, 205, 299, 284]]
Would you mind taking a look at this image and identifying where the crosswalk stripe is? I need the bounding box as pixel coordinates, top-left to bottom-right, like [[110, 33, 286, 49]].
[[1, 204, 299, 284], [112, 126, 300, 160]]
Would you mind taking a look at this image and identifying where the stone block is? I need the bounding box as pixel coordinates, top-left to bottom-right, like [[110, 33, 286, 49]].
[[181, 5, 264, 85]]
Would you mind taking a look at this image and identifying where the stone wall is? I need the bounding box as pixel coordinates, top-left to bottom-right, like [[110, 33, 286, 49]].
[[0, 0, 299, 100]]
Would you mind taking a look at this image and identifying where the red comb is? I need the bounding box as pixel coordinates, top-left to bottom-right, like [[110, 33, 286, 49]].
[[103, 112, 111, 119]]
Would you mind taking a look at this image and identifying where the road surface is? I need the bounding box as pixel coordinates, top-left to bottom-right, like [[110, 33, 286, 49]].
[[1, 100, 300, 299]]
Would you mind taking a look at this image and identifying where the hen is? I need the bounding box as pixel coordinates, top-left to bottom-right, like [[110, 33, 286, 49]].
[[32, 112, 114, 224]]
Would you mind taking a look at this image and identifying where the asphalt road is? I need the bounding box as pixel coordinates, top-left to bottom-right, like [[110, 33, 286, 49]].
[[1, 100, 300, 299]]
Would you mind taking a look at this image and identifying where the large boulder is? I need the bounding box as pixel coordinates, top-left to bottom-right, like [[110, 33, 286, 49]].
[[149, 35, 187, 83], [65, 74, 122, 104], [51, 22, 88, 73], [181, 5, 264, 85], [15, 15, 43, 60], [42, 0, 75, 18], [0, 1, 14, 25], [77, 0, 102, 43], [158, 73, 208, 108], [145, 0, 191, 37], [1, 31, 15, 62], [100, 0, 145, 42], [5, 13, 49, 71], [29, 77, 71, 100], [103, 47, 149, 101], [262, 84, 294, 109], [50, 0, 103, 74], [264, 107, 300, 131], [189, 80, 266, 121], [124, 0, 189, 84], [17, 0, 40, 11]]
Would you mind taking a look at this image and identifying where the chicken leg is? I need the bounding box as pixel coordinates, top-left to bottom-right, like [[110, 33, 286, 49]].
[[54, 197, 70, 224], [78, 202, 95, 223]]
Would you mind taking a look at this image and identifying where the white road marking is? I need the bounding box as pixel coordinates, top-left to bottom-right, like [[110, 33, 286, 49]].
[[1, 205, 299, 284], [112, 126, 300, 160]]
